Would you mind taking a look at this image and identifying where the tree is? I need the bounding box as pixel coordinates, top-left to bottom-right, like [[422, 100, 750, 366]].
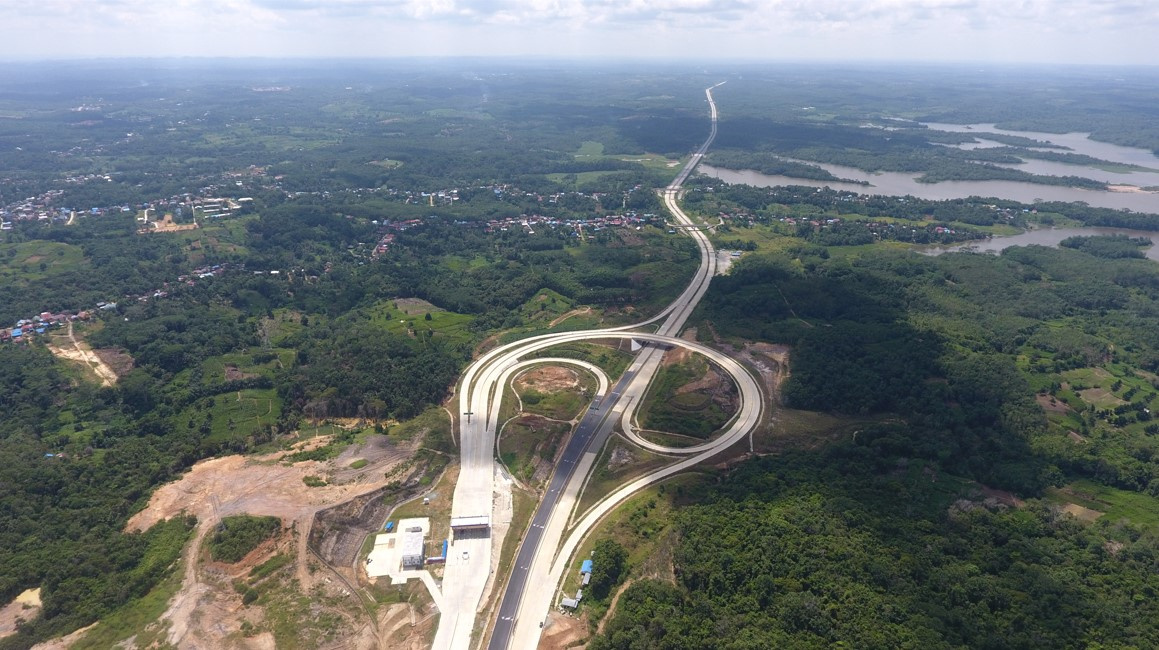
[[589, 539, 628, 600]]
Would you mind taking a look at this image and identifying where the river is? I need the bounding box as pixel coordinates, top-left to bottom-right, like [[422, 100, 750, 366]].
[[699, 122, 1159, 213], [924, 226, 1159, 261], [701, 164, 1159, 213]]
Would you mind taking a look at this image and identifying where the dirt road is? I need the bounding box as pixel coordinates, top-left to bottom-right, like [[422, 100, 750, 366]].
[[46, 321, 119, 387], [123, 435, 424, 650]]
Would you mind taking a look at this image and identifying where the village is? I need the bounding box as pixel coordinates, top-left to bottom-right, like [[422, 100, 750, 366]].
[[1, 263, 240, 346]]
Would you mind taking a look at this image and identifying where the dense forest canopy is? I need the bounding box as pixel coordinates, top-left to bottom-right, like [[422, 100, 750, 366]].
[[592, 448, 1159, 650]]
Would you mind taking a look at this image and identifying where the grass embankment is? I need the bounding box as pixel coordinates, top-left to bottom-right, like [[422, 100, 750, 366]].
[[561, 475, 707, 626], [365, 298, 476, 347], [574, 438, 675, 519], [499, 416, 572, 485], [69, 516, 197, 650], [637, 356, 734, 439], [1043, 479, 1159, 526], [0, 241, 86, 283]]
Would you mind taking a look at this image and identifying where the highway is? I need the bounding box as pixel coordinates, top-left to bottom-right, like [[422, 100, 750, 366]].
[[432, 82, 754, 650], [488, 364, 638, 646]]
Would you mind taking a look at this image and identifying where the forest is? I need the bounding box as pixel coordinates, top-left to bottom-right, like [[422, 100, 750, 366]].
[[591, 447, 1159, 650], [4, 60, 1159, 649], [590, 230, 1159, 647]]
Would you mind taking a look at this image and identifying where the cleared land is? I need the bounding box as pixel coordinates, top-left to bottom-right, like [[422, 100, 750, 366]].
[[115, 430, 423, 650], [0, 589, 41, 641], [46, 321, 121, 387]]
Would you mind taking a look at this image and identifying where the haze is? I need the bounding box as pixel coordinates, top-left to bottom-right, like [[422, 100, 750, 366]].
[[4, 0, 1157, 65]]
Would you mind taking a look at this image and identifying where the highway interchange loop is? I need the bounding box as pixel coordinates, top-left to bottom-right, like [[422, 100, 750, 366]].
[[431, 82, 763, 650]]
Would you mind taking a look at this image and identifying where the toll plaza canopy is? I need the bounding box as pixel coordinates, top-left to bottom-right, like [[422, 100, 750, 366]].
[[450, 515, 490, 531]]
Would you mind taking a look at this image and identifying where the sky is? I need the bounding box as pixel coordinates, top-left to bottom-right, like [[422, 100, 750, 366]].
[[3, 0, 1156, 65]]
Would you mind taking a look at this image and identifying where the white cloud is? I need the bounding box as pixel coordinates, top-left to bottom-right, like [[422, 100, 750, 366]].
[[1, 0, 1156, 63]]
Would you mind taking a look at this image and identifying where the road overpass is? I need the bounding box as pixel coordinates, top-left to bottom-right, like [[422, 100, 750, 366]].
[[431, 82, 755, 650]]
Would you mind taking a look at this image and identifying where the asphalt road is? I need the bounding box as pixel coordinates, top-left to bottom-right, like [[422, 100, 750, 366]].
[[487, 367, 638, 646], [433, 82, 743, 650], [497, 83, 733, 650]]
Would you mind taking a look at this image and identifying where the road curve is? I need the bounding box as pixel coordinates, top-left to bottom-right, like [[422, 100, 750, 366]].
[[434, 82, 741, 650], [499, 330, 762, 650], [497, 83, 738, 650], [500, 358, 610, 407]]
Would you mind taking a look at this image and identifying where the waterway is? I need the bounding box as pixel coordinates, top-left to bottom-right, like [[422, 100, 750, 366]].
[[924, 226, 1159, 261], [701, 164, 1159, 213], [699, 122, 1159, 213], [922, 123, 1159, 169]]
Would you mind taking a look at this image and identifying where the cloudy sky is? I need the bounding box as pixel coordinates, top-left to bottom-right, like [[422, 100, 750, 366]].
[[2, 0, 1155, 65]]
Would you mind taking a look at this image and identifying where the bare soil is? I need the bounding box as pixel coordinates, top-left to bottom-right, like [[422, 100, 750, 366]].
[[143, 213, 198, 233], [539, 610, 588, 650], [617, 230, 645, 247], [733, 342, 790, 404], [394, 297, 437, 316], [224, 365, 259, 381], [1062, 502, 1104, 522], [46, 321, 121, 387], [515, 366, 580, 393], [95, 347, 134, 376], [0, 589, 41, 640], [660, 330, 697, 367], [607, 445, 635, 471], [1037, 393, 1073, 414], [30, 623, 97, 650], [673, 365, 728, 397], [379, 600, 438, 650], [977, 485, 1025, 509], [120, 432, 426, 650]]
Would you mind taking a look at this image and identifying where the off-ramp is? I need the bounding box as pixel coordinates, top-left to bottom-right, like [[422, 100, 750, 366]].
[[432, 82, 755, 650]]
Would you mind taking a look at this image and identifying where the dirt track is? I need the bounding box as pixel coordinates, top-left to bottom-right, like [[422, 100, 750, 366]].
[[122, 433, 428, 650], [46, 321, 119, 387]]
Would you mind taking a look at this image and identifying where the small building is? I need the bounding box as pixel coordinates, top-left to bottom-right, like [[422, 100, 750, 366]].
[[561, 588, 584, 610], [400, 527, 425, 569], [384, 521, 395, 532], [580, 559, 593, 575]]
